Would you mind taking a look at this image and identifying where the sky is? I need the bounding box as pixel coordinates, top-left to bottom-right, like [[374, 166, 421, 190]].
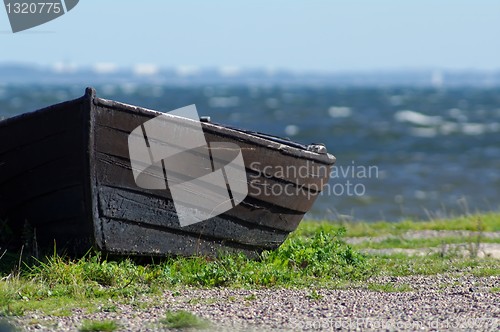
[[1, 0, 499, 72]]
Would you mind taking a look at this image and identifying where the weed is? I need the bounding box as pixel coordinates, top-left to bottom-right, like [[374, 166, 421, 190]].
[[489, 287, 500, 293], [160, 310, 210, 329], [367, 282, 413, 292], [307, 289, 323, 300], [99, 304, 119, 313], [79, 319, 118, 332], [468, 217, 484, 258]]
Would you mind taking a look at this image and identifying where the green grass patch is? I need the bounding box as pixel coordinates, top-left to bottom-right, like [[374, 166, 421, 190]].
[[367, 282, 413, 292], [79, 319, 119, 332], [0, 213, 498, 319], [157, 228, 372, 288], [351, 236, 500, 250], [369, 253, 500, 276], [298, 213, 500, 238], [489, 287, 500, 293], [470, 265, 500, 277], [160, 310, 210, 329], [307, 289, 324, 300], [0, 228, 371, 316]]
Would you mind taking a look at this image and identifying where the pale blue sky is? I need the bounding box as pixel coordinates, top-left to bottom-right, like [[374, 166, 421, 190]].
[[1, 0, 499, 71]]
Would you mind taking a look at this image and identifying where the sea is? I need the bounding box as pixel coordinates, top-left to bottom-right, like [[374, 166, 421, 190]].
[[1, 78, 499, 222]]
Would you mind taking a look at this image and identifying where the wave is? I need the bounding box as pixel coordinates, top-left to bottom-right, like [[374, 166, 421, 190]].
[[328, 106, 352, 118], [394, 110, 442, 126]]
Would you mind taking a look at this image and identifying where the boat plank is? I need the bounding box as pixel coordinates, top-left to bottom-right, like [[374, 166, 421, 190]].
[[0, 101, 84, 155], [0, 155, 83, 215], [31, 217, 94, 251], [4, 185, 89, 248], [95, 152, 304, 231], [99, 217, 261, 258], [98, 185, 286, 249], [0, 127, 83, 185], [94, 108, 330, 189], [94, 127, 319, 212], [7, 185, 86, 224]]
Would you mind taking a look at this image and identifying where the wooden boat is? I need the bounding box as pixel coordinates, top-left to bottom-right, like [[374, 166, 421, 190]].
[[0, 88, 335, 257]]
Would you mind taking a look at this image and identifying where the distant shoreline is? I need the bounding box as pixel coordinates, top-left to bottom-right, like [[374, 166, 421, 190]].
[[1, 63, 500, 87]]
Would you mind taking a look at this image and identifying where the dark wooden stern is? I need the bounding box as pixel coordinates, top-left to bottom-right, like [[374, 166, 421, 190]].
[[0, 91, 95, 254]]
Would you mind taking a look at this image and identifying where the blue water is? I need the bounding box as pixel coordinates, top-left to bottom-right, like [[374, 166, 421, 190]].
[[1, 83, 499, 221]]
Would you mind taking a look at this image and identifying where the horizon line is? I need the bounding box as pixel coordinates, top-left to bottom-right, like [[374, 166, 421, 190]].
[[1, 61, 499, 75]]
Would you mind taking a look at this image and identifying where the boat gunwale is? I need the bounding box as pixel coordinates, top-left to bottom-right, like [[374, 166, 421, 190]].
[[93, 95, 336, 166]]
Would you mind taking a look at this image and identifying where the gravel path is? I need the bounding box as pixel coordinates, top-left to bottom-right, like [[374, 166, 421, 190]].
[[9, 274, 500, 331]]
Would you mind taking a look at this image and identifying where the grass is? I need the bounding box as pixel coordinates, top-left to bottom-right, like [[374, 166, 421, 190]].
[[297, 212, 500, 238], [307, 289, 324, 300], [160, 310, 210, 329], [351, 236, 500, 250], [367, 282, 413, 292], [0, 213, 498, 318], [0, 227, 370, 316], [79, 319, 119, 332]]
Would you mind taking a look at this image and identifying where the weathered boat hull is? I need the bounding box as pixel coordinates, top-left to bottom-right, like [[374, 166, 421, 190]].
[[0, 88, 335, 257]]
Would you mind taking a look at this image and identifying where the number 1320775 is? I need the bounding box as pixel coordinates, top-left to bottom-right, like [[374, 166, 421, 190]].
[[5, 2, 62, 14]]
